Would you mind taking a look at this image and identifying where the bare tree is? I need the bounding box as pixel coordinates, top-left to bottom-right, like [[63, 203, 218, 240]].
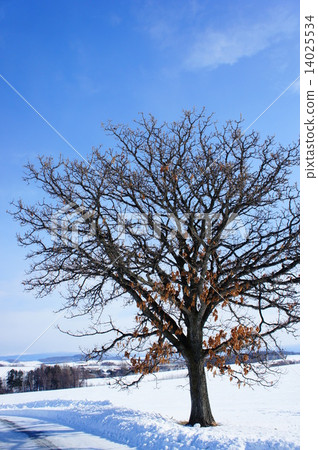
[[11, 109, 299, 426]]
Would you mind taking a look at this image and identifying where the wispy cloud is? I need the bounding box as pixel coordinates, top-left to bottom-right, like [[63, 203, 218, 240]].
[[76, 74, 101, 95], [289, 77, 300, 94], [139, 3, 298, 73], [185, 11, 298, 70]]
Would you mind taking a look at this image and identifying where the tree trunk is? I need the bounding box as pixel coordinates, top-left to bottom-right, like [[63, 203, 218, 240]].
[[187, 357, 216, 427]]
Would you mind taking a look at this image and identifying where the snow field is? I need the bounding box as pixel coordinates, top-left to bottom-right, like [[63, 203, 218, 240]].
[[0, 364, 299, 449]]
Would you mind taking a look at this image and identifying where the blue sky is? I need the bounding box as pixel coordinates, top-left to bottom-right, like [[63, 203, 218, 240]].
[[0, 0, 299, 355]]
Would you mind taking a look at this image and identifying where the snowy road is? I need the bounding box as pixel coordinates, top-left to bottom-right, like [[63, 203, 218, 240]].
[[0, 417, 57, 449], [0, 416, 133, 449]]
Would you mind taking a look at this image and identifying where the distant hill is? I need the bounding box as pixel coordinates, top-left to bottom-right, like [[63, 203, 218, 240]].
[[283, 344, 300, 354], [0, 345, 299, 364], [0, 352, 122, 363]]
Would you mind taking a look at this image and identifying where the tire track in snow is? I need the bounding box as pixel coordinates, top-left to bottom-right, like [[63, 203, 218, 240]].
[[0, 417, 60, 448]]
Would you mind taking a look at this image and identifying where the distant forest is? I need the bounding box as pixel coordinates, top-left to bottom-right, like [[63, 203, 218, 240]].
[[0, 364, 93, 394], [0, 351, 299, 395]]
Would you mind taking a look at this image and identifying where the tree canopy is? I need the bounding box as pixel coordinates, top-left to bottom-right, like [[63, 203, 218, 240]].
[[12, 109, 299, 426]]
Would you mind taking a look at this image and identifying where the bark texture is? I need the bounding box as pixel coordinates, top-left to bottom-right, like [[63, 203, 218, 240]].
[[187, 358, 216, 426]]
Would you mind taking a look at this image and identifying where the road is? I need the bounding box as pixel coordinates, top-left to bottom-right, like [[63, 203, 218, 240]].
[[0, 416, 132, 449]]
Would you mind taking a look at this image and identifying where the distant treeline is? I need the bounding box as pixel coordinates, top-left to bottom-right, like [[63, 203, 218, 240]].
[[0, 364, 91, 394]]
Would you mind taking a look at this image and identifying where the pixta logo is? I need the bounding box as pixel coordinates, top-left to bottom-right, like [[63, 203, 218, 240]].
[[50, 202, 96, 248]]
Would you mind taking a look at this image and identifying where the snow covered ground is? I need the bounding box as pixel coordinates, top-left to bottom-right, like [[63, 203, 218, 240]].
[[0, 415, 130, 449], [0, 364, 299, 449]]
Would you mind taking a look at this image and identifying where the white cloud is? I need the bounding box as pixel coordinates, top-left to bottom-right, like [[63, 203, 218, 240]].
[[140, 3, 298, 73], [290, 77, 300, 94], [185, 11, 298, 70]]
